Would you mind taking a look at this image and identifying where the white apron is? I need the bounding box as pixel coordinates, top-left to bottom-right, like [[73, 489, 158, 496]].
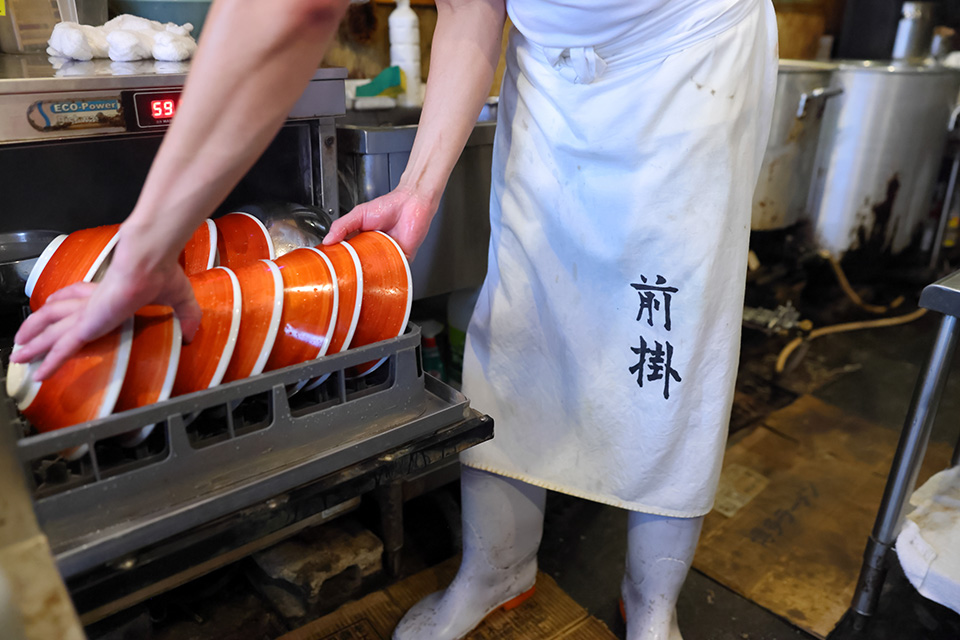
[[460, 0, 778, 517]]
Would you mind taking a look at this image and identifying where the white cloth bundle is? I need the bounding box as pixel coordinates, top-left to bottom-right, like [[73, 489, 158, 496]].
[[896, 466, 960, 613], [48, 15, 197, 62]]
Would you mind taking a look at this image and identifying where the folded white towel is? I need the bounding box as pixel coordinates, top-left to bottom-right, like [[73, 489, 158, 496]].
[[896, 466, 960, 614], [47, 15, 197, 62]]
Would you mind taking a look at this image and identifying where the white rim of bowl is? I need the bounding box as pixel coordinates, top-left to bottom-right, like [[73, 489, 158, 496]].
[[301, 243, 364, 392], [301, 373, 330, 391], [207, 267, 243, 389], [160, 313, 183, 403], [6, 345, 41, 411], [24, 234, 67, 299], [301, 247, 339, 359], [62, 444, 89, 461], [338, 241, 364, 353], [249, 259, 284, 377], [97, 316, 135, 419], [83, 228, 121, 283], [204, 219, 218, 271], [226, 211, 276, 260], [118, 313, 181, 448], [374, 230, 413, 339]]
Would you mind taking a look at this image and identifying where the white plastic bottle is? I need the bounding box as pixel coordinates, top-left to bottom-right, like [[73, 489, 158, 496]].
[[389, 0, 422, 107]]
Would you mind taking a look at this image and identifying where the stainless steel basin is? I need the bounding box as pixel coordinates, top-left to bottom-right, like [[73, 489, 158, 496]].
[[337, 102, 497, 299]]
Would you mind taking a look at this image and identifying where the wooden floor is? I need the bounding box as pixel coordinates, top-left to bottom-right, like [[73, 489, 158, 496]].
[[280, 556, 617, 640], [695, 395, 953, 638]]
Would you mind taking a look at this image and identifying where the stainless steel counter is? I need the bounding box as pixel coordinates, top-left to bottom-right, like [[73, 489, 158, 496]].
[[0, 54, 346, 93], [0, 54, 346, 145]]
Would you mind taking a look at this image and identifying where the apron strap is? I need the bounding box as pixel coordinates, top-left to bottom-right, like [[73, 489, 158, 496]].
[[543, 45, 608, 85]]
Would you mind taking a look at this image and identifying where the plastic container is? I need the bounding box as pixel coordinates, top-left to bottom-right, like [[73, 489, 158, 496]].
[[109, 0, 210, 37]]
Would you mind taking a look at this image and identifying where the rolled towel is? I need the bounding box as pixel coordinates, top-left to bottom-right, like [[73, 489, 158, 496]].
[[48, 22, 108, 60], [47, 14, 197, 62]]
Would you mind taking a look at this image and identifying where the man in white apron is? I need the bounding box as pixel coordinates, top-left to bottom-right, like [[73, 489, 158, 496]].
[[12, 0, 776, 637], [326, 0, 778, 638]]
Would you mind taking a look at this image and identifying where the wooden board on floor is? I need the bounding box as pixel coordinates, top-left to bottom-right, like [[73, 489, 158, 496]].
[[695, 395, 953, 638], [280, 557, 617, 640]]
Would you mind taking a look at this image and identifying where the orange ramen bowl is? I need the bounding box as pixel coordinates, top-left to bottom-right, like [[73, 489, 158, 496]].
[[180, 219, 217, 277], [115, 306, 182, 447], [301, 242, 363, 390], [172, 267, 242, 396], [215, 212, 276, 270], [26, 224, 121, 311], [344, 231, 412, 377], [264, 247, 338, 372], [222, 260, 284, 383], [6, 318, 134, 460]]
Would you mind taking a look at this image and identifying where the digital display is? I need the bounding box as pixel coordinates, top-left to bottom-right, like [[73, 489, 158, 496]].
[[151, 99, 177, 119], [131, 90, 182, 128]]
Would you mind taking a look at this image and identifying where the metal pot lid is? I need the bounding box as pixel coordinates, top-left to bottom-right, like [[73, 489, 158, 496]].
[[834, 59, 960, 74], [778, 59, 838, 72]]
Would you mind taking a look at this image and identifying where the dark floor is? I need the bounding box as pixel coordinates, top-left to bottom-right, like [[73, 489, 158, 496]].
[[538, 492, 813, 640]]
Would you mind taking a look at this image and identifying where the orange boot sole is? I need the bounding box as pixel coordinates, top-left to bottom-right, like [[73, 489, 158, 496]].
[[501, 585, 536, 612]]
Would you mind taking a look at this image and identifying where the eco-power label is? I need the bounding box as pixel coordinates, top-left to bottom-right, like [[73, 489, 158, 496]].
[[27, 97, 124, 132]]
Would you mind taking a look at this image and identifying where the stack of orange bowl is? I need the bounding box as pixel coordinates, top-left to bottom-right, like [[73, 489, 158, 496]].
[[7, 218, 420, 458]]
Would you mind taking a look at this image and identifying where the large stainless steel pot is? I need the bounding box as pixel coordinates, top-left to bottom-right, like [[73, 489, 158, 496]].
[[807, 61, 960, 259], [752, 60, 839, 231]]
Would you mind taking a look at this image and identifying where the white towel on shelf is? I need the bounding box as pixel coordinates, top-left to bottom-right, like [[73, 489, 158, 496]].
[[896, 465, 960, 614], [47, 15, 197, 62]]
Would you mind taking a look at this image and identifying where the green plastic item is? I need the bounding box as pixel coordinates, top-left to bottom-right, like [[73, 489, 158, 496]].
[[355, 66, 406, 99]]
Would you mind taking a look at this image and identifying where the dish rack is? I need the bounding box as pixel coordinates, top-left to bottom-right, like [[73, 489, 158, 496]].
[[4, 323, 474, 580]]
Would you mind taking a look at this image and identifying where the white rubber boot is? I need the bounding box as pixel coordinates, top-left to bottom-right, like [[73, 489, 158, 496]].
[[392, 465, 546, 640], [622, 512, 703, 640]]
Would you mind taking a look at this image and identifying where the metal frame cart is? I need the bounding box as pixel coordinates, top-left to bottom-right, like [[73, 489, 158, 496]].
[[850, 270, 960, 622]]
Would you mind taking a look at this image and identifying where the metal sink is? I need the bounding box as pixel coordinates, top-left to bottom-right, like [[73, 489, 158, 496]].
[[337, 100, 497, 300]]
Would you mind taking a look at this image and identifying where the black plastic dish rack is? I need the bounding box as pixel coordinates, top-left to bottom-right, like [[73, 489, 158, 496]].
[[4, 324, 471, 579]]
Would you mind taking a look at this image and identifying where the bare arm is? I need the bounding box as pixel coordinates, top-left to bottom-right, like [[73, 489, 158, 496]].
[[323, 0, 506, 257], [13, 0, 349, 378]]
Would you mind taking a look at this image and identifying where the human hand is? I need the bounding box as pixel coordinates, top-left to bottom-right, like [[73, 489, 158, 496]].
[[322, 186, 436, 259], [10, 236, 201, 381]]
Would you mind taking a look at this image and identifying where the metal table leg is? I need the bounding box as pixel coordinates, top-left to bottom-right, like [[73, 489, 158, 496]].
[[851, 314, 960, 619], [378, 481, 405, 578]]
